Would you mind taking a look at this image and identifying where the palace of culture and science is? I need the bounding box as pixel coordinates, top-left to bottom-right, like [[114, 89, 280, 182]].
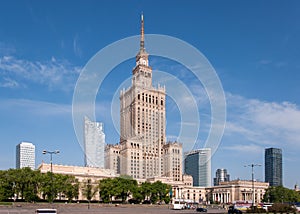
[[105, 15, 182, 181], [38, 15, 269, 203]]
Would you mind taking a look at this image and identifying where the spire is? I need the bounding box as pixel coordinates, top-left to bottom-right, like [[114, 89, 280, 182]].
[[135, 13, 149, 68], [140, 13, 145, 52]]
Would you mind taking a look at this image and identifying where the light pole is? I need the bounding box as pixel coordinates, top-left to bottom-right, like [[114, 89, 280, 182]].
[[43, 150, 60, 203], [244, 163, 261, 211]]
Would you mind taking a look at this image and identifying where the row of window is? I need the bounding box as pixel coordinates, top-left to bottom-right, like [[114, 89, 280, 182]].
[[137, 93, 164, 106]]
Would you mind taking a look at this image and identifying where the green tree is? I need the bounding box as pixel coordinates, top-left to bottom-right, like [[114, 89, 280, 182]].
[[82, 179, 98, 202], [99, 178, 115, 203], [114, 177, 138, 203], [10, 168, 40, 202], [39, 171, 60, 202], [21, 169, 40, 202], [0, 168, 41, 202], [151, 181, 171, 204], [0, 170, 14, 201], [263, 186, 300, 203], [50, 174, 78, 202], [63, 177, 79, 202], [140, 182, 152, 202], [131, 186, 144, 204]]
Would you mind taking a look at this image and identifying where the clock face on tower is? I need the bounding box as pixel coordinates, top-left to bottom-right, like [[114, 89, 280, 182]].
[[137, 56, 148, 66]]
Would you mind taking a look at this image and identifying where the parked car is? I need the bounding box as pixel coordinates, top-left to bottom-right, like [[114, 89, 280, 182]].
[[35, 209, 57, 214], [196, 207, 207, 212]]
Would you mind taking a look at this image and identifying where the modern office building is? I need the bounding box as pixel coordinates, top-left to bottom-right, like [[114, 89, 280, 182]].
[[84, 116, 105, 168], [214, 168, 230, 186], [106, 15, 182, 181], [265, 148, 282, 186], [16, 141, 35, 169], [184, 148, 211, 187]]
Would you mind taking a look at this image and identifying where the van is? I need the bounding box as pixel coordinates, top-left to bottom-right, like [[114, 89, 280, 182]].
[[35, 209, 57, 214]]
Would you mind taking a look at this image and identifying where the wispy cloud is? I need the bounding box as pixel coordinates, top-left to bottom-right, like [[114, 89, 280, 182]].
[[258, 59, 287, 68], [0, 77, 20, 88], [225, 93, 300, 151], [0, 99, 71, 116], [0, 56, 81, 91], [73, 34, 83, 58], [223, 143, 263, 153]]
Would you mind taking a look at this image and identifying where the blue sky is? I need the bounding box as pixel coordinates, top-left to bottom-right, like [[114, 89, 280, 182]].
[[0, 0, 299, 188]]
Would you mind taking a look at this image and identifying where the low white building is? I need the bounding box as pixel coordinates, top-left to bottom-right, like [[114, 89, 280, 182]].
[[38, 163, 268, 204]]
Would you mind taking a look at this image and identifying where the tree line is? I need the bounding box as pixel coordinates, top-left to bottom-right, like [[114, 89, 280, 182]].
[[263, 185, 300, 203], [0, 167, 79, 202], [0, 168, 171, 204], [98, 176, 171, 204]]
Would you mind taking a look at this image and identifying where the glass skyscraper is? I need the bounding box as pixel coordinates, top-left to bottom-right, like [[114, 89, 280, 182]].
[[84, 116, 105, 168], [184, 148, 211, 187], [265, 148, 282, 186], [214, 168, 230, 186]]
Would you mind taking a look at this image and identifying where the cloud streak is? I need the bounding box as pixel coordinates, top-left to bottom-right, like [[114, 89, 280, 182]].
[[225, 93, 300, 151], [0, 99, 71, 117], [0, 56, 81, 91]]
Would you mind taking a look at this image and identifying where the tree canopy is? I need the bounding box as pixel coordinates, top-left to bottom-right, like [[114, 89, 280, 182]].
[[99, 177, 171, 204], [0, 168, 172, 204], [263, 185, 300, 203], [0, 168, 79, 202]]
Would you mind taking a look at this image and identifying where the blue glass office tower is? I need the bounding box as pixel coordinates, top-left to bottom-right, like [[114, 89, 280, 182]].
[[265, 148, 282, 186], [184, 148, 211, 187]]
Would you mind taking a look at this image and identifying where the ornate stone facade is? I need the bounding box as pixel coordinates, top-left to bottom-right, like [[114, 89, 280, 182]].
[[105, 15, 182, 181], [207, 180, 269, 204], [104, 144, 120, 174]]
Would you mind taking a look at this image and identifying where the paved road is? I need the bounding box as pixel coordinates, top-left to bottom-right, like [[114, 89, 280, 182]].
[[0, 204, 227, 214]]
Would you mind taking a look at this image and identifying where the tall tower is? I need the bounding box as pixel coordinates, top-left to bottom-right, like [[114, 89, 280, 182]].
[[16, 141, 35, 170], [119, 15, 175, 179], [84, 116, 105, 168], [184, 148, 211, 187], [265, 148, 282, 186]]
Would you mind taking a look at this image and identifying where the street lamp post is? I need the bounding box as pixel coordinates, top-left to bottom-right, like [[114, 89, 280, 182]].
[[244, 163, 261, 211], [43, 150, 60, 203]]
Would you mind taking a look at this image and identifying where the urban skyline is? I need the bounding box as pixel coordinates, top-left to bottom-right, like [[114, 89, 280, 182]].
[[13, 140, 280, 188], [0, 1, 299, 189]]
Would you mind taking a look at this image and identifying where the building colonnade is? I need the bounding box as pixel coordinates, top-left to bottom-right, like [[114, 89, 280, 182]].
[[212, 192, 231, 203]]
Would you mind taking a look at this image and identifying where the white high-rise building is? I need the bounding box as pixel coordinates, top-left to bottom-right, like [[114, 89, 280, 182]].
[[84, 116, 105, 168], [16, 142, 35, 170], [184, 148, 211, 187]]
